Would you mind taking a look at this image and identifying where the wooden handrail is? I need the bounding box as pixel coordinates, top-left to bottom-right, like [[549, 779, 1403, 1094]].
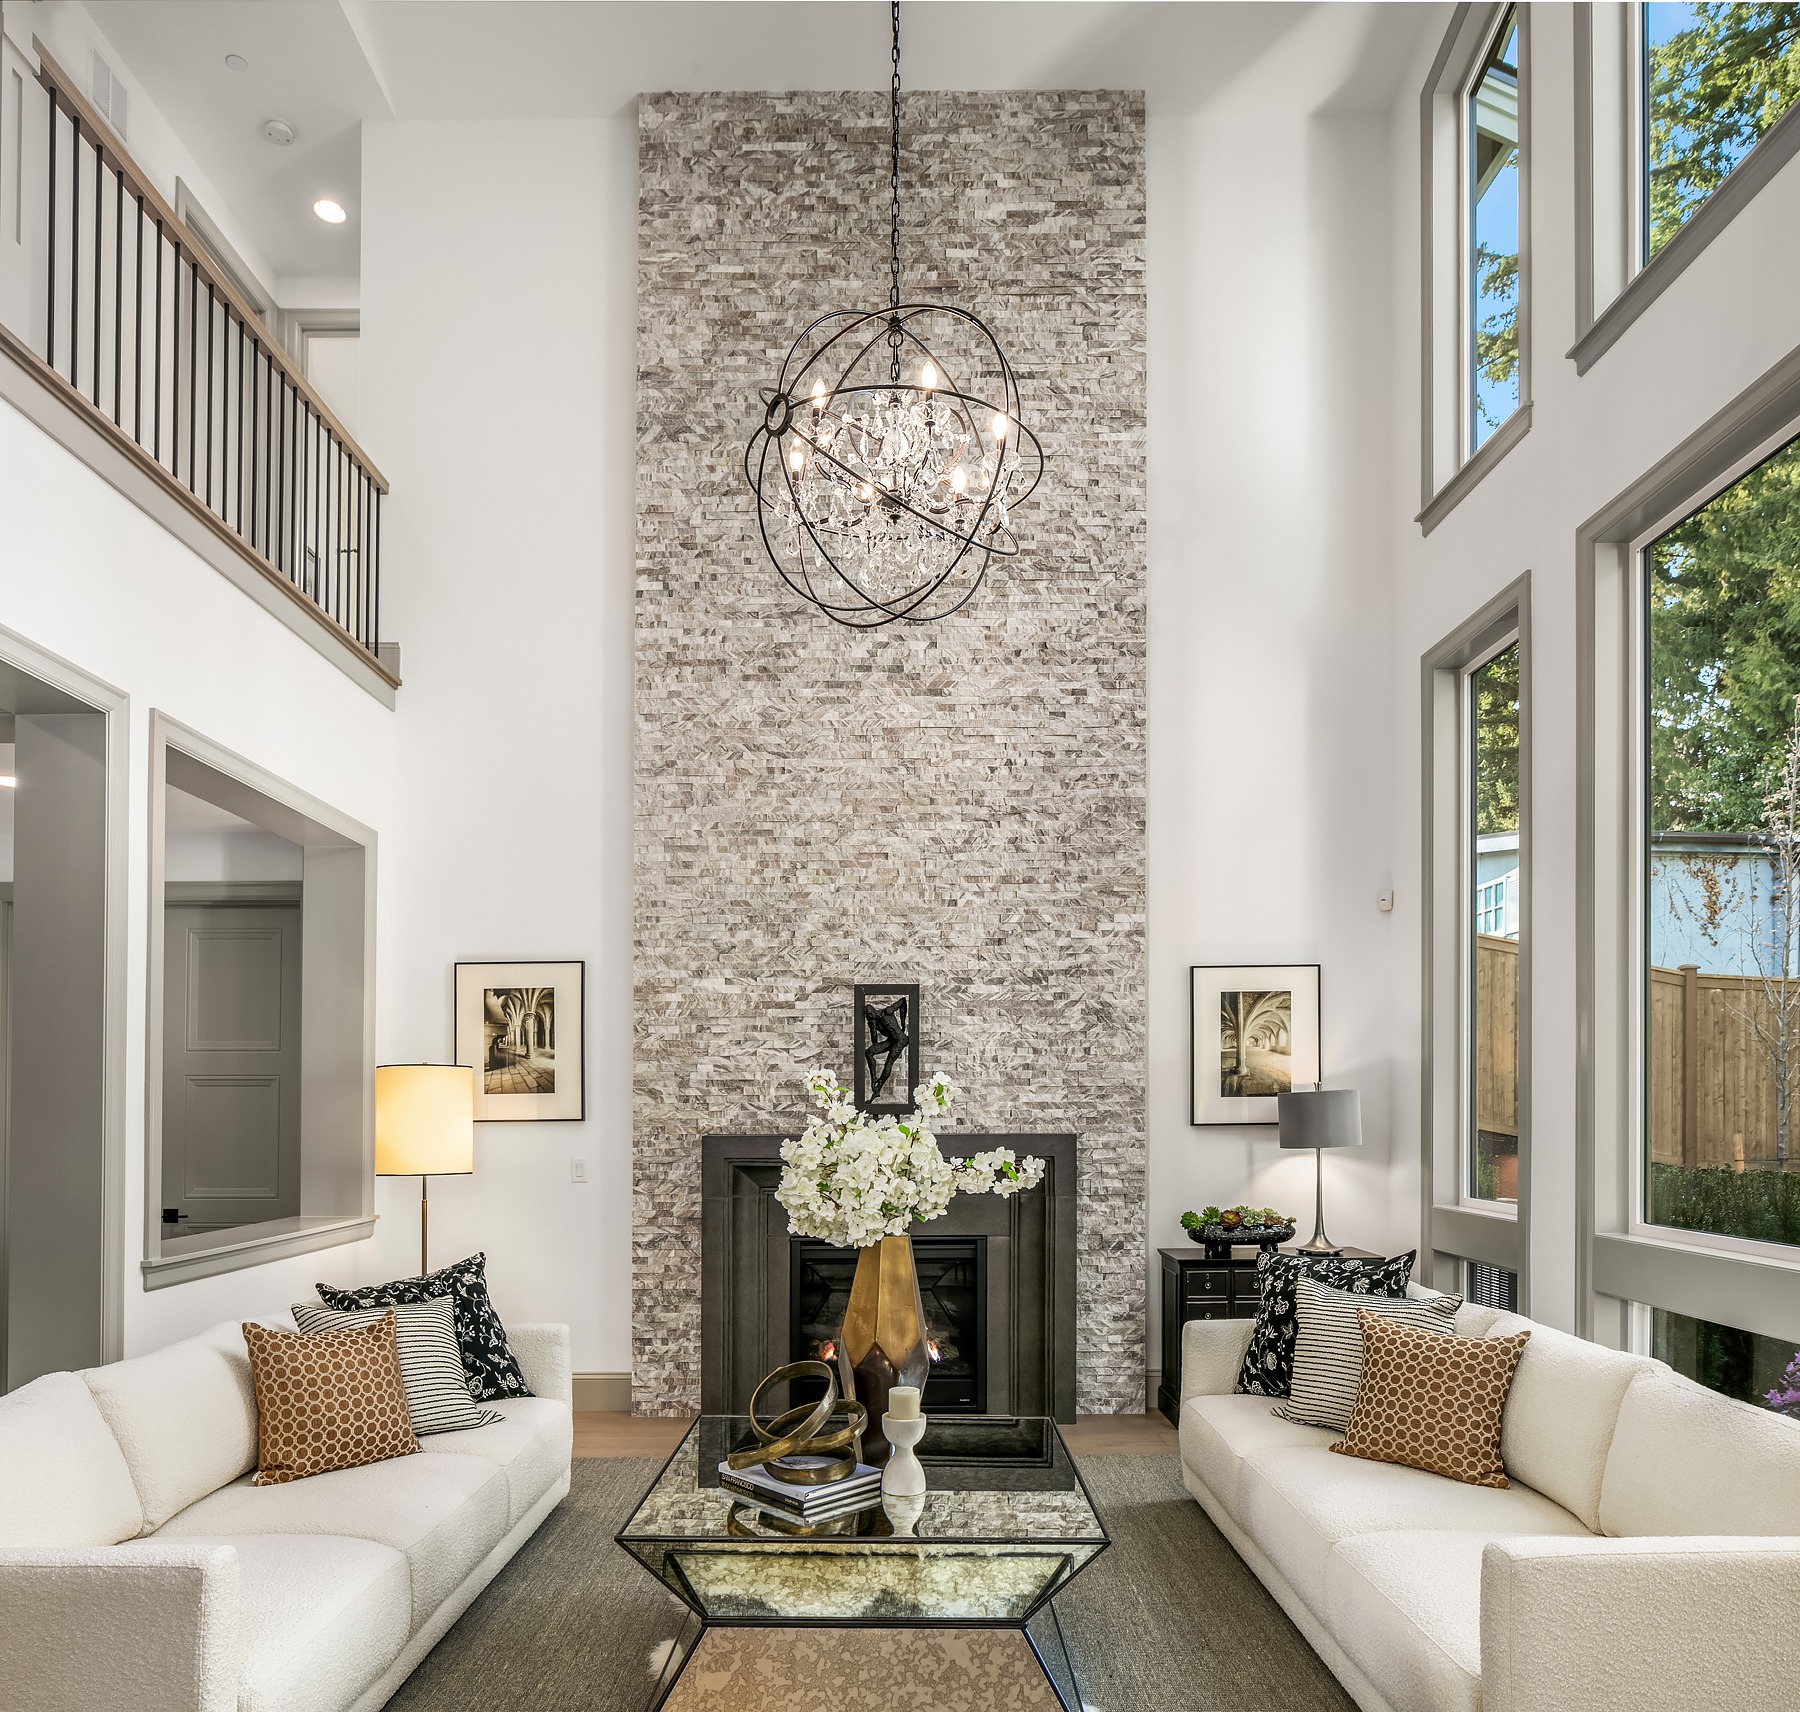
[[32, 37, 389, 493]]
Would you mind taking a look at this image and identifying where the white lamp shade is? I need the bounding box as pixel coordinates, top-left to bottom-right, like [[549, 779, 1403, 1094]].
[[375, 1064, 475, 1177]]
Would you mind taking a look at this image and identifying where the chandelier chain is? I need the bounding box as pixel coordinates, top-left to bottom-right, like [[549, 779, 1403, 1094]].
[[889, 0, 902, 336]]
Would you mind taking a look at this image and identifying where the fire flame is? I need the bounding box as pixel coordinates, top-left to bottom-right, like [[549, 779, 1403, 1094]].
[[927, 1339, 942, 1363], [818, 1340, 836, 1361]]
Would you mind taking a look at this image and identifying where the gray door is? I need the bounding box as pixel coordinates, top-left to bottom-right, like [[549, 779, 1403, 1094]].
[[162, 904, 301, 1237]]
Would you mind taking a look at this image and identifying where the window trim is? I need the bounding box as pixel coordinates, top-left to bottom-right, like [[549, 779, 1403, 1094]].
[[1571, 4, 1800, 374], [142, 711, 378, 1289], [1422, 577, 1532, 1304], [1578, 339, 1800, 1339], [1419, 2, 1533, 532]]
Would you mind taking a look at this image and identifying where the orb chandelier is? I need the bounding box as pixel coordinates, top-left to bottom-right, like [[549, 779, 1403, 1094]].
[[744, 2, 1044, 627]]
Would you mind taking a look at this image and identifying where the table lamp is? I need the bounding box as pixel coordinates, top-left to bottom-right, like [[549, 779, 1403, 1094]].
[[376, 1064, 475, 1275], [1278, 1086, 1361, 1255]]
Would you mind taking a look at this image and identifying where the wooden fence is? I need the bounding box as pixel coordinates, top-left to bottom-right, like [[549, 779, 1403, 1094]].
[[1649, 963, 1800, 1169], [1476, 934, 1519, 1139]]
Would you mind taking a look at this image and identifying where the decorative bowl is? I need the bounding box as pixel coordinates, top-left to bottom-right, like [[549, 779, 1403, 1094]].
[[1191, 1221, 1295, 1258]]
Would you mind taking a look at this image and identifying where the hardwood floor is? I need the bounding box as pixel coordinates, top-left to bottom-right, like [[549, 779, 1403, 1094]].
[[571, 1411, 1176, 1458]]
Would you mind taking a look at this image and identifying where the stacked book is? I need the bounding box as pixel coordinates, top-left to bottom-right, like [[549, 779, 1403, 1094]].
[[718, 1457, 884, 1524]]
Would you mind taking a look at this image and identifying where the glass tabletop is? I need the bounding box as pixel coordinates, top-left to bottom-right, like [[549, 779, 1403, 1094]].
[[615, 1415, 1109, 1624]]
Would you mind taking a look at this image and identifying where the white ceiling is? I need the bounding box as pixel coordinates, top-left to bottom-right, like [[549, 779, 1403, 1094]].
[[77, 1, 1437, 286]]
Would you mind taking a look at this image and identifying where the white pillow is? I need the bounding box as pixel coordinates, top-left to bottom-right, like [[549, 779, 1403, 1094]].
[[1276, 1277, 1463, 1431], [0, 1372, 144, 1546], [291, 1297, 500, 1436]]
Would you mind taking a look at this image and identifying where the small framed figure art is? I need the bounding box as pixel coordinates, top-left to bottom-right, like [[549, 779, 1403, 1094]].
[[853, 982, 921, 1116], [455, 960, 585, 1122], [1190, 964, 1321, 1126]]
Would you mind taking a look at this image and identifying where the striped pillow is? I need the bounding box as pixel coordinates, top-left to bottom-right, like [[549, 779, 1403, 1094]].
[[1275, 1278, 1464, 1431], [292, 1297, 501, 1437]]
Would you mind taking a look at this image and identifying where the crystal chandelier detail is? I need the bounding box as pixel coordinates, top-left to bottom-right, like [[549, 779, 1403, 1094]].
[[744, 3, 1043, 627]]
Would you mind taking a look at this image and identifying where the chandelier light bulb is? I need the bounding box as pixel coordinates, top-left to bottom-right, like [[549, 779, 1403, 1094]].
[[811, 378, 828, 407], [951, 466, 967, 494], [859, 480, 875, 502], [790, 443, 806, 471], [991, 411, 1010, 440], [920, 361, 938, 390]]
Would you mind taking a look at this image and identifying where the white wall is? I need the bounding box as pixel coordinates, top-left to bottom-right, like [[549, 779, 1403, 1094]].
[[0, 389, 395, 1356], [1382, 5, 1800, 1329], [359, 118, 632, 1380]]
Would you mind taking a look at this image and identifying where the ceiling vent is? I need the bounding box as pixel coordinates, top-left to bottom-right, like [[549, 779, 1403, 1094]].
[[88, 48, 128, 141]]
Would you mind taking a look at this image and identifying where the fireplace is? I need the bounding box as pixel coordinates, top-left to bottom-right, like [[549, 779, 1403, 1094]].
[[700, 1133, 1076, 1421], [789, 1236, 988, 1412]]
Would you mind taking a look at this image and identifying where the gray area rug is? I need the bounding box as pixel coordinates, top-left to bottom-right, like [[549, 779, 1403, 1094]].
[[386, 1456, 1354, 1712]]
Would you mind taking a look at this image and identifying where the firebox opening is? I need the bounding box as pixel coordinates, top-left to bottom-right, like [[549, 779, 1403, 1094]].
[[789, 1236, 988, 1413]]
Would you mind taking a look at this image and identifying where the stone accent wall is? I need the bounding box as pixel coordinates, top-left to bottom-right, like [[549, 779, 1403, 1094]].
[[634, 91, 1146, 1414]]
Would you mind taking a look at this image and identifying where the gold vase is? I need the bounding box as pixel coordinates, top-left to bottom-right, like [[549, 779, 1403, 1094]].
[[836, 1233, 930, 1468]]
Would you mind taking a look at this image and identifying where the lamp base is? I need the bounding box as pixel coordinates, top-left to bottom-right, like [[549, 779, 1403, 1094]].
[[1292, 1233, 1344, 1256]]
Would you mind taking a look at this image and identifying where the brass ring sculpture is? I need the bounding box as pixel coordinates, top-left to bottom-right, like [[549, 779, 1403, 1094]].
[[726, 1359, 868, 1485]]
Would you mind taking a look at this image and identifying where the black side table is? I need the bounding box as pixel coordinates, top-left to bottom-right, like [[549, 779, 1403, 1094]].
[[1156, 1244, 1378, 1425]]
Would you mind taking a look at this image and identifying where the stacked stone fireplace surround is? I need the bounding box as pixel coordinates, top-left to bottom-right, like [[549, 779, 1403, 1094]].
[[633, 90, 1147, 1415]]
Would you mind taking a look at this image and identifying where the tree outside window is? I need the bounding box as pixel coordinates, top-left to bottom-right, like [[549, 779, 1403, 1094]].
[[1470, 9, 1520, 449], [1645, 3, 1800, 259]]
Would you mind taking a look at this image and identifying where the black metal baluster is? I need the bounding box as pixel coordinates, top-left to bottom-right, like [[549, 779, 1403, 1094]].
[[330, 434, 340, 623], [154, 217, 165, 464], [236, 321, 246, 535], [133, 194, 144, 442], [112, 167, 122, 425], [91, 132, 102, 407], [311, 407, 321, 601], [276, 373, 287, 574], [204, 285, 214, 507], [186, 259, 197, 491], [68, 118, 78, 392], [372, 489, 382, 651], [250, 341, 261, 551], [46, 97, 56, 372]]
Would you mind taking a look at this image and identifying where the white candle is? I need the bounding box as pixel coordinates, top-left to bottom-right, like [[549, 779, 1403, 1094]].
[[888, 1385, 921, 1420]]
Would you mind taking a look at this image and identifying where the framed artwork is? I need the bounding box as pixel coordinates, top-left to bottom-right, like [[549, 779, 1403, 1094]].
[[853, 983, 921, 1116], [1189, 964, 1321, 1126], [454, 961, 585, 1122]]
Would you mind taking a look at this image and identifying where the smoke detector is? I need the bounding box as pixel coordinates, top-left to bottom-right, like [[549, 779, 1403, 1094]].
[[262, 119, 294, 146]]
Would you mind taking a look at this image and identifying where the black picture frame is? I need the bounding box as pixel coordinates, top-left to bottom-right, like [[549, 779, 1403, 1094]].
[[1189, 963, 1322, 1126], [852, 983, 921, 1115], [454, 959, 586, 1122]]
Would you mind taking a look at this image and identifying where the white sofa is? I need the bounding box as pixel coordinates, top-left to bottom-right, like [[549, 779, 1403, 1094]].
[[1180, 1300, 1800, 1712], [0, 1314, 573, 1712]]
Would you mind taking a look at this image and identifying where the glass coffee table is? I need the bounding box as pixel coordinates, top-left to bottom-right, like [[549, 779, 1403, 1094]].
[[616, 1415, 1108, 1710]]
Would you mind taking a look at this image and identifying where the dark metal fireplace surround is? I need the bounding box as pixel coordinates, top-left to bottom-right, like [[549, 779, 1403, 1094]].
[[701, 1134, 1077, 1422]]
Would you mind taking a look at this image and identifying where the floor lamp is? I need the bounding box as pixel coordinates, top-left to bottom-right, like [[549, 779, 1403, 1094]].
[[376, 1064, 476, 1276], [1278, 1086, 1361, 1255]]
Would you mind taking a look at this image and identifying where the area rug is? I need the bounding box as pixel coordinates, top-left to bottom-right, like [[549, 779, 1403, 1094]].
[[385, 1456, 1355, 1712]]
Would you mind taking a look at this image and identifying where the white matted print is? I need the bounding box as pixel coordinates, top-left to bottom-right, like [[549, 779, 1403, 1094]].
[[455, 961, 585, 1122], [1190, 964, 1320, 1126]]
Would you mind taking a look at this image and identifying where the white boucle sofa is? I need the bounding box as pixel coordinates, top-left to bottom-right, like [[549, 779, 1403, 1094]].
[[1180, 1299, 1800, 1712], [0, 1313, 573, 1712]]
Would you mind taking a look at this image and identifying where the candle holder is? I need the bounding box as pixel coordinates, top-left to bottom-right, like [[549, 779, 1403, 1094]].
[[881, 1410, 928, 1500]]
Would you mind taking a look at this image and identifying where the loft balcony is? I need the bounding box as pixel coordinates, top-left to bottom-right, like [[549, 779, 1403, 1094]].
[[0, 36, 395, 701]]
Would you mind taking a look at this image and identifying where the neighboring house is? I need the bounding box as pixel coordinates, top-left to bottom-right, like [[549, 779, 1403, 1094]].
[[1649, 835, 1790, 979], [1476, 831, 1520, 939]]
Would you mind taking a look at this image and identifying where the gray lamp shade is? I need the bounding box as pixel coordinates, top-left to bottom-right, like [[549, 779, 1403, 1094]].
[[1277, 1087, 1362, 1151]]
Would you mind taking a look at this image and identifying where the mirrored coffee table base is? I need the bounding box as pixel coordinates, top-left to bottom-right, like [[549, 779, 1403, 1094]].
[[617, 1416, 1106, 1711]]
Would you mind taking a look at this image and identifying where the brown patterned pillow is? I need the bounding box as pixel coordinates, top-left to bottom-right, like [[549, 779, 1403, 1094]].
[[1331, 1310, 1530, 1488], [242, 1314, 420, 1485]]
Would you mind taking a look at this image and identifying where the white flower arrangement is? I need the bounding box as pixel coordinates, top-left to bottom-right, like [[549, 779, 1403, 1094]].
[[776, 1069, 1047, 1249]]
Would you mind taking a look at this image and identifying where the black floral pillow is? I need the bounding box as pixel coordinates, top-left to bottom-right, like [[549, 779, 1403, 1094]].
[[317, 1252, 532, 1401], [1235, 1249, 1416, 1397]]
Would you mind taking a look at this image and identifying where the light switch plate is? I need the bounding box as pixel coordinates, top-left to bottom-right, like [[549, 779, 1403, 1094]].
[[571, 1158, 588, 1183]]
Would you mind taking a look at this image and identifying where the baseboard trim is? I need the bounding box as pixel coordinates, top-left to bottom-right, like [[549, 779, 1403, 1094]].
[[572, 1371, 633, 1411]]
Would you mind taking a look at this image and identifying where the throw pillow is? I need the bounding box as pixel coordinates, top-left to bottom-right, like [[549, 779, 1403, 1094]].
[[1332, 1310, 1531, 1487], [292, 1297, 502, 1436], [315, 1252, 532, 1401], [1236, 1249, 1416, 1397], [1275, 1278, 1464, 1431], [242, 1314, 420, 1485]]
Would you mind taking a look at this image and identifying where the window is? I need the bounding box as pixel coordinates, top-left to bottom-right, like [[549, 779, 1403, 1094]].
[[144, 714, 378, 1287], [1648, 1306, 1799, 1417], [1470, 640, 1520, 1205], [1469, 8, 1521, 451], [1644, 3, 1800, 261], [1644, 430, 1800, 1252]]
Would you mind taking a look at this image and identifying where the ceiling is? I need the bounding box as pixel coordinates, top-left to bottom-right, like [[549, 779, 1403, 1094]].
[[77, 1, 1438, 289]]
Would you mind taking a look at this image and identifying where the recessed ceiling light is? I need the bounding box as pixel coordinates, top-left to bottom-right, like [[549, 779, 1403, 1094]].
[[225, 53, 249, 74], [263, 118, 294, 145], [313, 198, 348, 225]]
